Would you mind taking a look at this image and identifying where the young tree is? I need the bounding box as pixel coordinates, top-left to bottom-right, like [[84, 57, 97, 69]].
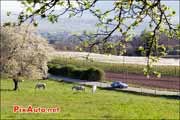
[[0, 25, 54, 90], [6, 0, 179, 77]]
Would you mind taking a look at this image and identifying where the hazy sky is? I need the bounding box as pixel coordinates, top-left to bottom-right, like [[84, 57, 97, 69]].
[[1, 1, 179, 18]]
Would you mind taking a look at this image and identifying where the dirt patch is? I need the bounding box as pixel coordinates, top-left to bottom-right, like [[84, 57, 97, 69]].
[[106, 72, 180, 90]]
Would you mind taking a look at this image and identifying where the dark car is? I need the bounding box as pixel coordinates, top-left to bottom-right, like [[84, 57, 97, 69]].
[[111, 81, 128, 88]]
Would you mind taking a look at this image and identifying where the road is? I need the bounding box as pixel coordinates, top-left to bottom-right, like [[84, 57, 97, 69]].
[[48, 74, 179, 96]]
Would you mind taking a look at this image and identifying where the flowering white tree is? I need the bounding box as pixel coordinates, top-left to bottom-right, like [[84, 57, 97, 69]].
[[0, 25, 54, 90]]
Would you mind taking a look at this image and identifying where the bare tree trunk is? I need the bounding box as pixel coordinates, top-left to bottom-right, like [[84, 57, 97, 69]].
[[13, 78, 18, 91]]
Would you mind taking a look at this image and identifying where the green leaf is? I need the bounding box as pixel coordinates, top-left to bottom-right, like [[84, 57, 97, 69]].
[[6, 11, 11, 16], [21, 1, 27, 5], [41, 14, 46, 18], [85, 2, 90, 9], [26, 7, 33, 13], [153, 71, 161, 78], [107, 19, 113, 23], [95, 23, 103, 27], [26, 0, 33, 4], [118, 27, 123, 32], [122, 31, 127, 36], [114, 16, 119, 21], [75, 46, 82, 52], [172, 11, 176, 15], [138, 46, 144, 51], [149, 23, 152, 28], [132, 21, 139, 26], [158, 45, 166, 51], [33, 21, 38, 27], [48, 15, 58, 23], [82, 41, 89, 47], [69, 13, 75, 18], [149, 32, 154, 36], [57, 1, 64, 6], [95, 9, 101, 13]]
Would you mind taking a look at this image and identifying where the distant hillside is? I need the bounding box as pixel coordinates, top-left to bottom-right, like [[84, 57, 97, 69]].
[[41, 31, 179, 57]]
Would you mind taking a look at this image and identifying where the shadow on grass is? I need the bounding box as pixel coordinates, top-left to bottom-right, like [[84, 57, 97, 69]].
[[101, 87, 180, 100], [0, 88, 14, 91], [49, 79, 79, 85]]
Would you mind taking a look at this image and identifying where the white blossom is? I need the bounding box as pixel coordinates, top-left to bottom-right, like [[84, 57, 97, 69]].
[[0, 25, 54, 79]]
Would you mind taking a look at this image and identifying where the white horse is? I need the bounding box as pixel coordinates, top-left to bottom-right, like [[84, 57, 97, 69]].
[[92, 85, 97, 93], [35, 83, 46, 90]]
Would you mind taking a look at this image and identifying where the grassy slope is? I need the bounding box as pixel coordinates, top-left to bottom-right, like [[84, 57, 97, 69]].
[[1, 79, 179, 119], [49, 57, 180, 77]]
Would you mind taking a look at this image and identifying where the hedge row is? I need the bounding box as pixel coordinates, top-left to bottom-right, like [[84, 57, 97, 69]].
[[48, 64, 105, 81], [48, 57, 180, 77]]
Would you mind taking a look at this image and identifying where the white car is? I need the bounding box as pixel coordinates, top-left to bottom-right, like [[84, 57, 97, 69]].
[[111, 81, 128, 88]]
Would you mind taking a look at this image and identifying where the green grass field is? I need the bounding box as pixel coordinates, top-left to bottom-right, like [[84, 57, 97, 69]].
[[49, 57, 180, 77], [1, 79, 179, 119]]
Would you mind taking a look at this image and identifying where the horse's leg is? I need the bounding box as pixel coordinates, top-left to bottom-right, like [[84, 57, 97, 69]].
[[72, 87, 75, 91]]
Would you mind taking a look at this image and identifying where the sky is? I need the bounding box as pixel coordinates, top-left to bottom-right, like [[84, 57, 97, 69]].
[[1, 1, 179, 33]]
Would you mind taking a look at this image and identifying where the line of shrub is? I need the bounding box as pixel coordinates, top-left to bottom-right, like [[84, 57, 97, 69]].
[[48, 64, 105, 81]]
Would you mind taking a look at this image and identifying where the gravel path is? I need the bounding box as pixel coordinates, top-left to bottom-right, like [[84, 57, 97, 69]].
[[48, 74, 179, 96]]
